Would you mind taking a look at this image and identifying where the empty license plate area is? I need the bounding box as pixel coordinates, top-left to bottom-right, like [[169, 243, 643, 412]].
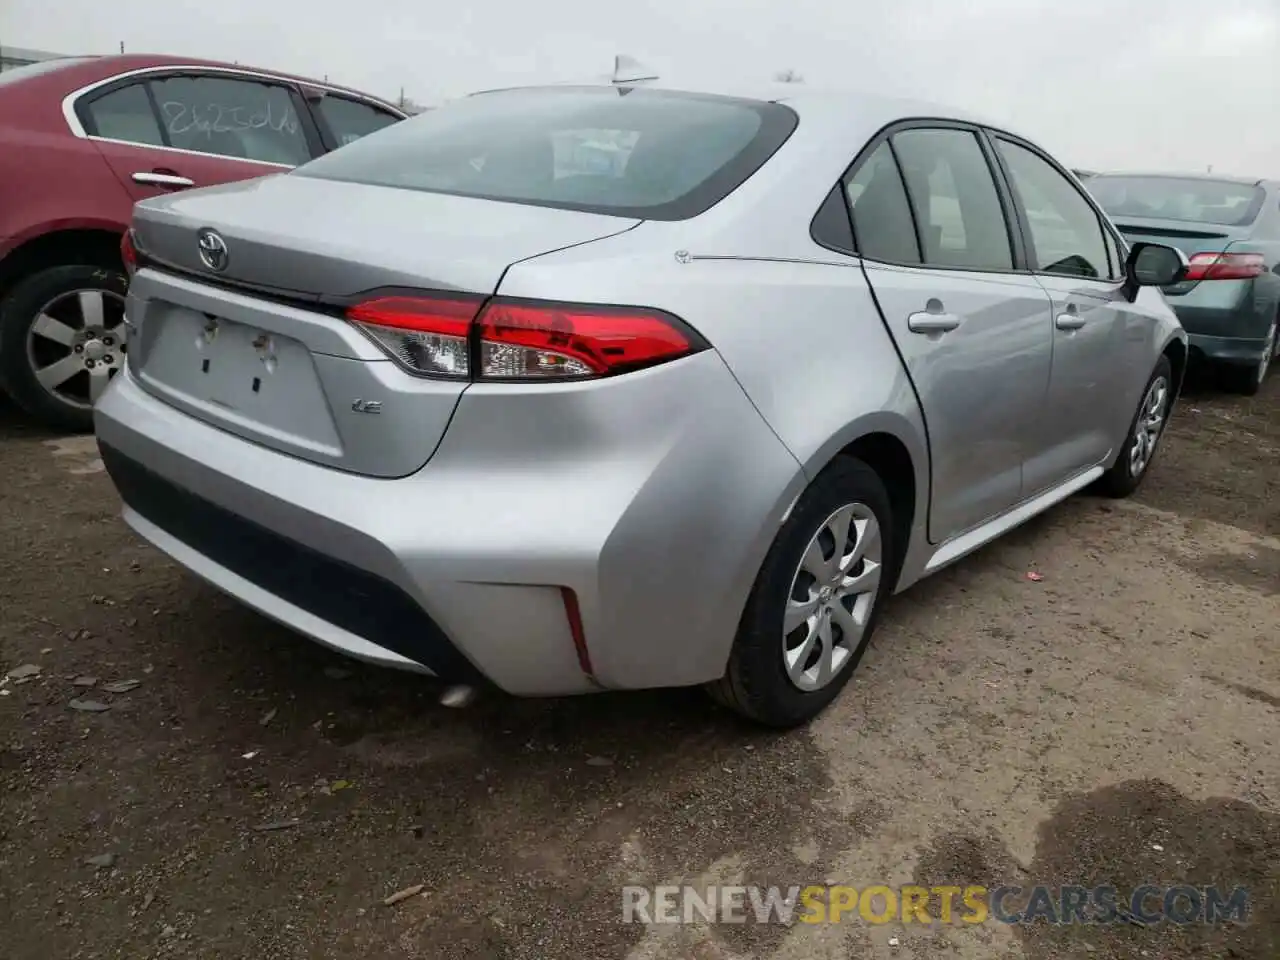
[[134, 305, 342, 452]]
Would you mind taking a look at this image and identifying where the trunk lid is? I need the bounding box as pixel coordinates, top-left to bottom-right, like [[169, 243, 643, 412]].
[[125, 174, 640, 478], [1111, 216, 1252, 296]]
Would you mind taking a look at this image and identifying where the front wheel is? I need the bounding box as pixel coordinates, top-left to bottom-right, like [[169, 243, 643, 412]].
[[1097, 355, 1173, 498], [0, 263, 129, 433], [707, 456, 895, 728]]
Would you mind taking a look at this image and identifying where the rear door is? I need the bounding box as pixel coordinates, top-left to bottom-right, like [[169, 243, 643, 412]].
[[845, 124, 1054, 543], [75, 70, 317, 201], [987, 133, 1138, 491]]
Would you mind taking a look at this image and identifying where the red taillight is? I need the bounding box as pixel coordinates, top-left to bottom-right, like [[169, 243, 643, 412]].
[[346, 295, 483, 379], [1183, 251, 1265, 281], [345, 293, 704, 381], [476, 300, 698, 379], [120, 229, 138, 278]]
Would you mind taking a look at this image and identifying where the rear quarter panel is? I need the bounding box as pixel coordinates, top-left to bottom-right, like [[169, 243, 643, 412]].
[[0, 122, 133, 255], [498, 219, 930, 603]]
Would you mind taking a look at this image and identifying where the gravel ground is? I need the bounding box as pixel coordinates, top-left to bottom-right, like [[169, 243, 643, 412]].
[[1, 369, 1277, 960]]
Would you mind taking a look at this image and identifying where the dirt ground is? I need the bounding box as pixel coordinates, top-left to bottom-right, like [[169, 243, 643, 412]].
[[1, 368, 1277, 960]]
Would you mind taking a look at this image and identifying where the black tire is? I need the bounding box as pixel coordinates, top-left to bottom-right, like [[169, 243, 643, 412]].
[[1221, 362, 1263, 397], [1098, 355, 1174, 498], [0, 263, 128, 433], [707, 456, 896, 728], [1220, 321, 1274, 397]]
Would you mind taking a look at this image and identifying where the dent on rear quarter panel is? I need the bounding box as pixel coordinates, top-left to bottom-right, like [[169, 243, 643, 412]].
[[498, 228, 931, 595]]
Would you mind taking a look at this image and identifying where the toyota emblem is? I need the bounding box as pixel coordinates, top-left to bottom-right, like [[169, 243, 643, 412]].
[[196, 228, 229, 272]]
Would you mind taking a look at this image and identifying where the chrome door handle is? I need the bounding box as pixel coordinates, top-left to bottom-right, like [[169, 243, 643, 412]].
[[132, 172, 195, 188], [907, 312, 962, 334], [1055, 313, 1087, 331]]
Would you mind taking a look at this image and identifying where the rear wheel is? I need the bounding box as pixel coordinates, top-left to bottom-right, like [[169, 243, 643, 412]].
[[1221, 320, 1275, 396], [707, 456, 895, 728], [0, 264, 129, 432], [1098, 355, 1173, 498]]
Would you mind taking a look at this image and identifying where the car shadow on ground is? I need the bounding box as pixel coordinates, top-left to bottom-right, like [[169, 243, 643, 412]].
[[0, 392, 69, 440]]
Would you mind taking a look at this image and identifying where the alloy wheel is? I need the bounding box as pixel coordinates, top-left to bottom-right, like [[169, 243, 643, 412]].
[[1128, 374, 1169, 478], [25, 289, 128, 409], [782, 502, 882, 692]]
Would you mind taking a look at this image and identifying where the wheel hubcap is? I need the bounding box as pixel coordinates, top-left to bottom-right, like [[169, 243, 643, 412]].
[[782, 502, 883, 693], [25, 289, 128, 409], [1128, 375, 1168, 478]]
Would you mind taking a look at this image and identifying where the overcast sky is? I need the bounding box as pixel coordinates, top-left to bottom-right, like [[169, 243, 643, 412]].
[[5, 0, 1279, 175]]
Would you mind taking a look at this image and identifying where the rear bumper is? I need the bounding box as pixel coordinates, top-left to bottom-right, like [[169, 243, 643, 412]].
[[1186, 332, 1272, 365], [94, 356, 802, 696], [100, 443, 481, 681]]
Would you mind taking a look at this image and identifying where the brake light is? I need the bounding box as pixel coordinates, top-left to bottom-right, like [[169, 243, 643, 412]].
[[1183, 251, 1266, 281], [345, 293, 705, 381], [476, 300, 700, 379], [120, 229, 138, 278], [346, 295, 483, 379]]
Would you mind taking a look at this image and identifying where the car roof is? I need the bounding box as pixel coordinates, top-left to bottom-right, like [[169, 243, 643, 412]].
[[1089, 170, 1272, 188], [474, 77, 1000, 127], [14, 53, 398, 109]]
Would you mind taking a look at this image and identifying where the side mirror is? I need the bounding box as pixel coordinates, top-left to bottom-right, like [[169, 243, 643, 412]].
[[1123, 242, 1189, 300]]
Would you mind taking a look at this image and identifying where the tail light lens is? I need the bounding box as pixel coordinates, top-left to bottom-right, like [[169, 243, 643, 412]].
[[346, 296, 481, 379], [346, 293, 706, 381], [1183, 252, 1266, 281], [120, 229, 139, 278]]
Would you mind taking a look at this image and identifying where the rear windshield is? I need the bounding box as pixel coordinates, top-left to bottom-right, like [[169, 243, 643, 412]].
[[1087, 176, 1265, 227], [292, 86, 798, 220], [0, 57, 94, 87]]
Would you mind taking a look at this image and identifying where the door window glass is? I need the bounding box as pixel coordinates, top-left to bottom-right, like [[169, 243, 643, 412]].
[[314, 95, 400, 147], [1102, 224, 1124, 278], [82, 84, 165, 146], [891, 128, 1014, 271], [844, 142, 920, 263], [148, 75, 311, 166], [996, 139, 1111, 279]]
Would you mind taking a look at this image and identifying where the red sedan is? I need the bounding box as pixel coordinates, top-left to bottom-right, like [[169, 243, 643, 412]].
[[0, 54, 406, 431]]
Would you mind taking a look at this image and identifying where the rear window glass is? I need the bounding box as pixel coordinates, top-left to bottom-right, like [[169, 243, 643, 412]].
[[1087, 176, 1265, 227], [292, 86, 797, 220]]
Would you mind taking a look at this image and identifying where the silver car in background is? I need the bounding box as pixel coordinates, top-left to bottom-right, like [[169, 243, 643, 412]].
[[96, 80, 1189, 727]]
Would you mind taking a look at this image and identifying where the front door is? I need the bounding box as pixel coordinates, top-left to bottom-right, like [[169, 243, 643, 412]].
[[988, 134, 1135, 493], [844, 128, 1054, 543]]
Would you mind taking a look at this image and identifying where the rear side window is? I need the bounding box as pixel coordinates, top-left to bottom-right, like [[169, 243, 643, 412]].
[[83, 84, 165, 146], [891, 128, 1014, 271], [844, 142, 920, 263], [292, 86, 798, 220], [314, 95, 400, 147], [1087, 176, 1265, 227]]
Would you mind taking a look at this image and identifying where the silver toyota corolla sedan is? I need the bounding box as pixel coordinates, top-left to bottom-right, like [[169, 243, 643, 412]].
[[96, 79, 1189, 727]]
